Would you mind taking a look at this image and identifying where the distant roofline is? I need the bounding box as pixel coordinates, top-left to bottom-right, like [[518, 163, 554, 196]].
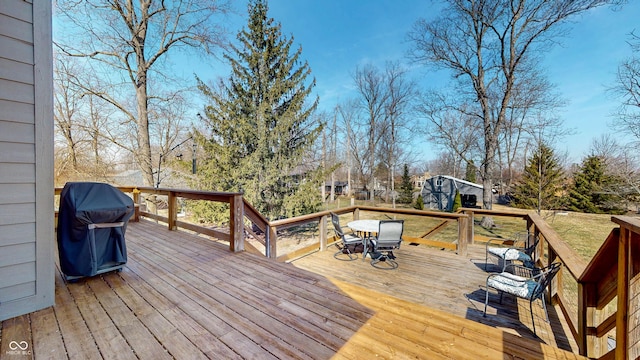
[[432, 175, 483, 189]]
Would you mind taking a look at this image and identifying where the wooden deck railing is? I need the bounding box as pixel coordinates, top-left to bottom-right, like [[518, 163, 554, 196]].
[[55, 186, 246, 253], [460, 208, 640, 359], [576, 216, 640, 359], [54, 186, 640, 358]]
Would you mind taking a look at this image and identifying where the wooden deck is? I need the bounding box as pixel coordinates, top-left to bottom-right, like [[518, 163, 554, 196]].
[[292, 239, 581, 353], [0, 220, 586, 359]]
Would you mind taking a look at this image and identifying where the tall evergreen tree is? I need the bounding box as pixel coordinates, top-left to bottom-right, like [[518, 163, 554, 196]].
[[195, 0, 321, 220], [511, 144, 565, 213], [568, 155, 623, 214], [465, 160, 477, 183], [398, 164, 414, 204]]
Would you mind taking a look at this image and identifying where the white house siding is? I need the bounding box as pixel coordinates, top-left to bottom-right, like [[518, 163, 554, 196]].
[[0, 0, 54, 321]]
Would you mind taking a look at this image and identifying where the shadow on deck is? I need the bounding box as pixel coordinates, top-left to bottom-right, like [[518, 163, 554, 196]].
[[0, 220, 585, 359]]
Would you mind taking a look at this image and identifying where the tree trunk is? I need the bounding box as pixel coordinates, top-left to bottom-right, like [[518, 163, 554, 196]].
[[481, 118, 497, 228]]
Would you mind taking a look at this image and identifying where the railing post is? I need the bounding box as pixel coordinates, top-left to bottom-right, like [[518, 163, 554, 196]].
[[617, 227, 630, 360], [229, 194, 244, 253], [457, 215, 468, 257], [578, 281, 596, 357], [167, 191, 177, 230], [319, 215, 327, 252], [132, 188, 140, 222], [268, 225, 277, 259], [464, 210, 474, 245]]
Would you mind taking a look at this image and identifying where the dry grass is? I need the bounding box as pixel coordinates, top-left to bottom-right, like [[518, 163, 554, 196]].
[[538, 210, 617, 260]]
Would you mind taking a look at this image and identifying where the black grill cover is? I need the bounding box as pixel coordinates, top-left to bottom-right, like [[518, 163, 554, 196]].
[[57, 182, 134, 277]]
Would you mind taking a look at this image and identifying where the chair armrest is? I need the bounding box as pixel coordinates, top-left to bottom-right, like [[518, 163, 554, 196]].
[[503, 263, 539, 278], [486, 237, 518, 248], [486, 271, 529, 287]]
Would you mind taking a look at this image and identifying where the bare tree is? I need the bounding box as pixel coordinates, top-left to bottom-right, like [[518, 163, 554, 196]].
[[382, 62, 418, 207], [408, 0, 618, 218], [55, 0, 231, 186], [613, 31, 640, 143], [353, 64, 390, 202], [54, 58, 116, 182], [497, 71, 567, 193], [337, 100, 366, 196], [351, 62, 417, 204], [54, 59, 84, 173], [590, 134, 640, 209], [415, 90, 482, 178]]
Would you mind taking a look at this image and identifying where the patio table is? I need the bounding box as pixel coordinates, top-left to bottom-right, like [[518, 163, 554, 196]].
[[347, 219, 380, 260]]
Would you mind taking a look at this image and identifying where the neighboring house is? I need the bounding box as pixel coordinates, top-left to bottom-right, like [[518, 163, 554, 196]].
[[412, 172, 430, 190], [421, 175, 483, 211], [324, 181, 348, 196], [0, 1, 55, 320]]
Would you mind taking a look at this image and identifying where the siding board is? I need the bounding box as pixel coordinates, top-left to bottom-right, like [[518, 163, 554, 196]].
[[0, 57, 34, 85], [0, 142, 35, 163], [0, 262, 35, 289], [0, 0, 32, 23], [0, 78, 35, 103], [0, 203, 35, 226], [0, 282, 35, 303], [0, 243, 36, 267], [0, 13, 32, 43], [0, 223, 36, 247], [0, 99, 34, 123], [0, 121, 34, 143], [0, 184, 35, 203], [0, 35, 33, 64], [0, 163, 35, 183]]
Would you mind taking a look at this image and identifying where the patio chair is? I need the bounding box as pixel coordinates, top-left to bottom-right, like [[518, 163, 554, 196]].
[[331, 212, 364, 261], [369, 219, 404, 270], [485, 232, 538, 272], [483, 262, 562, 336]]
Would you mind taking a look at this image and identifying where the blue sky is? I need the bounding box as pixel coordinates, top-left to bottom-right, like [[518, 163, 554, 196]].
[[190, 1, 639, 165]]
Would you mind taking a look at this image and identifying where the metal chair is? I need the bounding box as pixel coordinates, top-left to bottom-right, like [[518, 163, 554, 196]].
[[483, 262, 562, 336], [369, 219, 404, 269], [330, 212, 364, 261], [485, 232, 538, 272]]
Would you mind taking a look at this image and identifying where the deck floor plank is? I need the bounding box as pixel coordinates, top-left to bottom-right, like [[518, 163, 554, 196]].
[[65, 279, 135, 360], [1, 219, 588, 359], [30, 306, 66, 359], [101, 273, 209, 360], [85, 276, 173, 360], [114, 261, 243, 359], [128, 225, 337, 360], [126, 230, 314, 359], [0, 315, 32, 359], [50, 274, 102, 360]]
